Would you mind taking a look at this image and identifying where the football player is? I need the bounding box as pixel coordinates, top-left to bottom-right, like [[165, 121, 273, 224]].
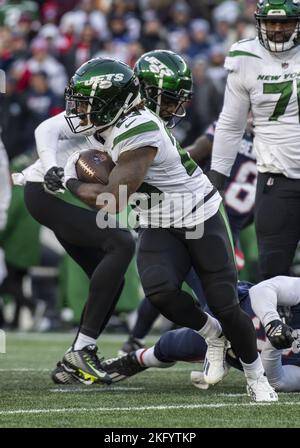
[[102, 276, 300, 394], [13, 61, 139, 385], [120, 52, 256, 356], [62, 55, 276, 401], [210, 0, 300, 280]]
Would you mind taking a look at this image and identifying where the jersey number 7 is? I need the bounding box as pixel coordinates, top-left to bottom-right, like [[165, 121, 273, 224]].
[[264, 80, 300, 121]]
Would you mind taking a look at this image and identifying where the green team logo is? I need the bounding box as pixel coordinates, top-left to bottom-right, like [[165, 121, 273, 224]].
[[268, 9, 286, 14], [84, 73, 125, 89], [144, 56, 174, 77]]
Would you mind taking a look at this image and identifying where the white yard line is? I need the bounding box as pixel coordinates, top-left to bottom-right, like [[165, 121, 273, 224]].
[[50, 387, 145, 393], [0, 368, 50, 372], [0, 402, 298, 416], [0, 367, 195, 372]]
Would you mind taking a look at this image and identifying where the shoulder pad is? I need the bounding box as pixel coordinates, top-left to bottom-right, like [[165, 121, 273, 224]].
[[116, 108, 151, 130], [225, 40, 261, 72]]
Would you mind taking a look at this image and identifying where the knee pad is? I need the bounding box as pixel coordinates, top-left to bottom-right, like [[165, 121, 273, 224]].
[[140, 265, 177, 296], [147, 287, 175, 309]]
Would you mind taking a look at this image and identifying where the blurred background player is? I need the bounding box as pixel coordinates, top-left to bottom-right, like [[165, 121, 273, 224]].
[[187, 116, 256, 246], [103, 276, 300, 395], [210, 0, 300, 280]]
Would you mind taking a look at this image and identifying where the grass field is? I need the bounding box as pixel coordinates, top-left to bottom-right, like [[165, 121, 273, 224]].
[[0, 332, 300, 428]]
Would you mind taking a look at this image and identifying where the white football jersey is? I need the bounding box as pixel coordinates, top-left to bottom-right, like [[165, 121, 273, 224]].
[[250, 276, 300, 328], [20, 112, 103, 183], [100, 107, 221, 227], [211, 37, 300, 178], [19, 108, 221, 227]]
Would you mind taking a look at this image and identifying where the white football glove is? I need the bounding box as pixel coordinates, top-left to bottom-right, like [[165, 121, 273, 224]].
[[63, 151, 80, 188]]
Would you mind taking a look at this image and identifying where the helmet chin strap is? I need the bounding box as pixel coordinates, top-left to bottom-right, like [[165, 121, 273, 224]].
[[95, 93, 134, 132], [126, 92, 142, 113]]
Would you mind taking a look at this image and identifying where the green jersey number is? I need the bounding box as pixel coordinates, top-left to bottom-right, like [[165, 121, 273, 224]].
[[148, 107, 198, 176], [264, 80, 300, 121], [164, 125, 197, 176]]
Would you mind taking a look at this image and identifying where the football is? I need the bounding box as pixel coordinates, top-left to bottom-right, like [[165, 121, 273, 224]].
[[76, 149, 115, 184]]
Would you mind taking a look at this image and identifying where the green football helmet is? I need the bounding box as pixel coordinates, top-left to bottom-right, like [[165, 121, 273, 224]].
[[255, 0, 300, 52], [65, 58, 140, 134], [134, 50, 192, 128]]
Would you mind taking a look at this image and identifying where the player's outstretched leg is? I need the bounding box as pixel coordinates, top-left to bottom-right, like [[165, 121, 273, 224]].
[[103, 346, 175, 383], [102, 352, 148, 383]]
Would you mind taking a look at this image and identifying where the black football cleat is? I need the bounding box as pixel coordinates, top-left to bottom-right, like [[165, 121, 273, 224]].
[[51, 361, 84, 385], [102, 352, 147, 383], [62, 345, 112, 385]]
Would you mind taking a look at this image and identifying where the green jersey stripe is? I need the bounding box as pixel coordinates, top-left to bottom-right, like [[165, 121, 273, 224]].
[[113, 121, 159, 147], [219, 202, 235, 258], [228, 50, 262, 59]]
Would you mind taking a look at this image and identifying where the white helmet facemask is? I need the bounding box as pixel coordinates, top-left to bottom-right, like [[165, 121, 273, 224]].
[[260, 18, 299, 52]]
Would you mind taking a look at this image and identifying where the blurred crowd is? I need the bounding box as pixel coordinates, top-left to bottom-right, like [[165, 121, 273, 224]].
[[0, 0, 258, 156], [0, 0, 259, 332]]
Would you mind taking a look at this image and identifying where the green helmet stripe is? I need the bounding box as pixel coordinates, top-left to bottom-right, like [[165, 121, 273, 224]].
[[113, 121, 159, 147]]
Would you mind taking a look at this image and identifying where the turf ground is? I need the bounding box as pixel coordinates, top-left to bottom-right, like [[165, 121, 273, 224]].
[[0, 332, 300, 428]]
